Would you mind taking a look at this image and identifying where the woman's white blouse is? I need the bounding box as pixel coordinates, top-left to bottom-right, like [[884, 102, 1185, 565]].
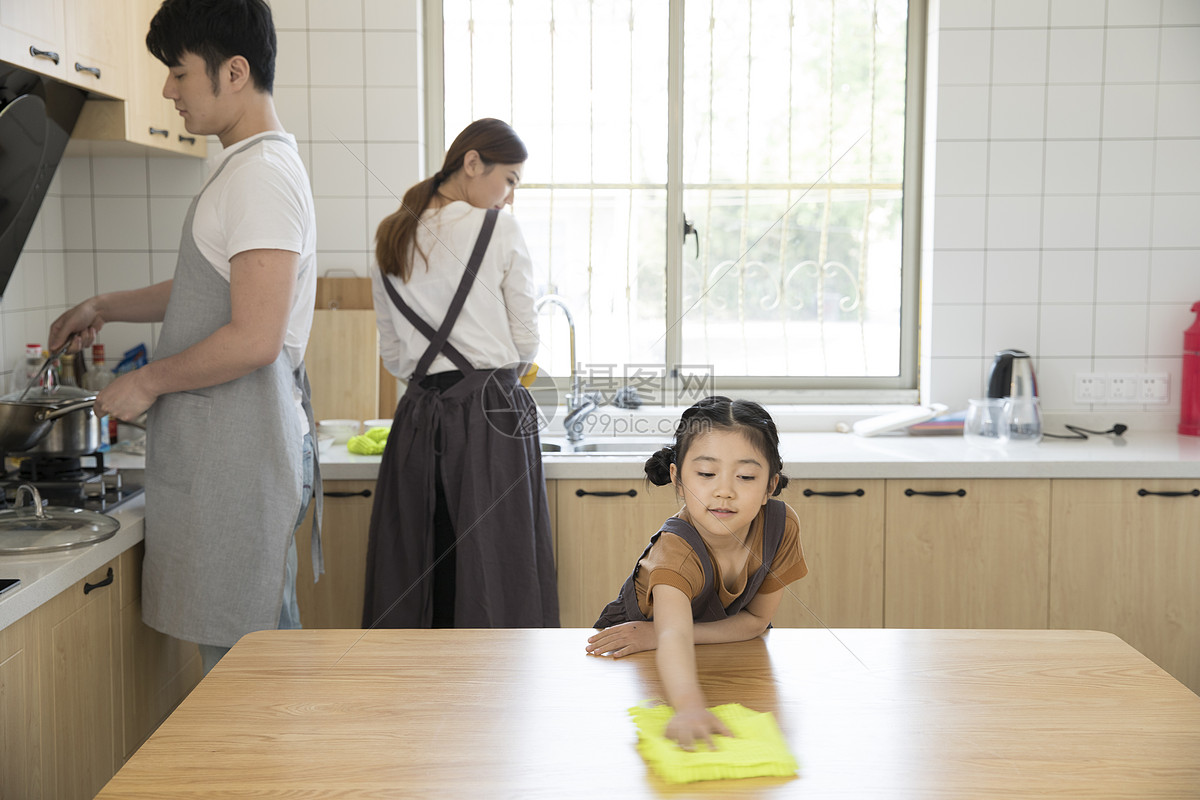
[[371, 201, 540, 379]]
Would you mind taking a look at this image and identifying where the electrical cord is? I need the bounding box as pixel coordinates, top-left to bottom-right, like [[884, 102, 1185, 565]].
[[1043, 424, 1128, 440]]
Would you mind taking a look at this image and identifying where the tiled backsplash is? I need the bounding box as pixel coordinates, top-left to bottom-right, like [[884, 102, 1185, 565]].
[[923, 0, 1200, 425], [1, 0, 1197, 430]]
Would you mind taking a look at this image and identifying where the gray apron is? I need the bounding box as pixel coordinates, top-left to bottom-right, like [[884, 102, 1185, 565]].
[[594, 499, 786, 628], [363, 208, 559, 628], [142, 133, 323, 648]]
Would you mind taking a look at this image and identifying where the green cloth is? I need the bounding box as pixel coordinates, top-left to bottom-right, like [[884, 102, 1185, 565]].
[[346, 426, 389, 455], [629, 702, 798, 784]]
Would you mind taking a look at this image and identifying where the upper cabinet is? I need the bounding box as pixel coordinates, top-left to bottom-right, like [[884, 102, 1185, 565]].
[[0, 0, 127, 98]]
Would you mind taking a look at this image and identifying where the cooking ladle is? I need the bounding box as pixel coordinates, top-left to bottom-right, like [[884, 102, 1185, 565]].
[[16, 340, 72, 402]]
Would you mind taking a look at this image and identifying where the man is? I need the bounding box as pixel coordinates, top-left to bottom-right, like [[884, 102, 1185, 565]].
[[49, 0, 321, 674]]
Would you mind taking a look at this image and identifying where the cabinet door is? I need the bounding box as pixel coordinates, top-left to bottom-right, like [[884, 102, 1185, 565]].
[[37, 559, 123, 800], [295, 479, 376, 629], [1050, 479, 1200, 694], [885, 479, 1050, 629], [0, 0, 69, 81], [63, 0, 127, 98], [119, 544, 202, 759], [555, 479, 682, 628], [774, 480, 885, 628], [0, 611, 41, 800]]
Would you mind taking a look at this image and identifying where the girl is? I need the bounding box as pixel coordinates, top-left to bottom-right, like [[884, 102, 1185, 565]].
[[586, 396, 807, 750], [362, 118, 558, 630]]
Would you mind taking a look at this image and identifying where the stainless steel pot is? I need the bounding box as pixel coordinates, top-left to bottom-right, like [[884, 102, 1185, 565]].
[[0, 395, 100, 455]]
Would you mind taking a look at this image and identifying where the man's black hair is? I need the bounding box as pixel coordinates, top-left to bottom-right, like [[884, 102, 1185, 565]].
[[146, 0, 277, 94]]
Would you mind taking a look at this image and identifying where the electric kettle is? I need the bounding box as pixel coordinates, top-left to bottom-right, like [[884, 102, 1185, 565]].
[[986, 349, 1038, 401]]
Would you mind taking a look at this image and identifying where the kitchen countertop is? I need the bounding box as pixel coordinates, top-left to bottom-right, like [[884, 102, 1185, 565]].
[[7, 430, 1199, 631], [317, 430, 1200, 481], [0, 493, 144, 631]]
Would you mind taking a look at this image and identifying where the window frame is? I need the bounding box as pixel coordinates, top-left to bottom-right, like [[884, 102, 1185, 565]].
[[422, 0, 927, 405]]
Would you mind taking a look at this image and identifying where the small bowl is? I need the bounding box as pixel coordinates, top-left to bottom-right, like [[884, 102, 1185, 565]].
[[317, 419, 361, 444], [317, 434, 335, 453], [363, 418, 392, 430]]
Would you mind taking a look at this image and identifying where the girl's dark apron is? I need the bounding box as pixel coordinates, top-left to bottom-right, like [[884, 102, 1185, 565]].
[[593, 498, 786, 628], [363, 208, 559, 628], [142, 133, 322, 649]]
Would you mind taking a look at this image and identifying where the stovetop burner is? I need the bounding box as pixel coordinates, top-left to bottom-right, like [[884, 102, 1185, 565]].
[[1, 451, 143, 513]]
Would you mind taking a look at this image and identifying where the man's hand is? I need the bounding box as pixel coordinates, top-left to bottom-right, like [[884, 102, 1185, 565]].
[[49, 299, 104, 353], [93, 371, 158, 421], [585, 620, 657, 658]]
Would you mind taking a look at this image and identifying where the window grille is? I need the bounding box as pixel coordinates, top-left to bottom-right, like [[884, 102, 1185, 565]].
[[435, 0, 920, 402]]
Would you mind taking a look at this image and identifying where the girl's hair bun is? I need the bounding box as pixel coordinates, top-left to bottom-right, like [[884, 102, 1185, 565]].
[[773, 472, 789, 496], [643, 445, 675, 486]]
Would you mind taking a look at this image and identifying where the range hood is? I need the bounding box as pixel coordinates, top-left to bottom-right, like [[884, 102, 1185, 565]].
[[0, 65, 86, 299]]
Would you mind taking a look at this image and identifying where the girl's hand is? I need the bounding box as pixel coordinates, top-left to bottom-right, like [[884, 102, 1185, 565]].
[[585, 621, 657, 657], [665, 706, 733, 752]]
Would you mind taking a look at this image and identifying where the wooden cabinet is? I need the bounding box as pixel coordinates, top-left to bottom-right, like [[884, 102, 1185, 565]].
[[554, 478, 683, 628], [36, 558, 124, 800], [0, 0, 127, 98], [295, 479, 376, 629], [774, 480, 885, 628], [884, 479, 1051, 629], [0, 610, 41, 800], [1050, 479, 1200, 694], [117, 543, 201, 760], [70, 0, 207, 157]]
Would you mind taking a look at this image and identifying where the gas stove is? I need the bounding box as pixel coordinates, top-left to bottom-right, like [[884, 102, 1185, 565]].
[[0, 451, 143, 513]]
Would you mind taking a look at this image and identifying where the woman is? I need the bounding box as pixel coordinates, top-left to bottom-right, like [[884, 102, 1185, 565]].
[[363, 118, 558, 629]]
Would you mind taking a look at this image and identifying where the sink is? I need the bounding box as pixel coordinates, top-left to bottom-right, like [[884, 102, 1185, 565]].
[[540, 439, 660, 456], [571, 441, 658, 454]]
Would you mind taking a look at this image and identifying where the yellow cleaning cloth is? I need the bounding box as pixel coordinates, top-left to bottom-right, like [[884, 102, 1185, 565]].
[[629, 702, 798, 784], [346, 426, 389, 455]]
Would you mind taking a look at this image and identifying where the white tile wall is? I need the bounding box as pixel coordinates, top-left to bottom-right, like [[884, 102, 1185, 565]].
[[926, 0, 1200, 426], [2, 0, 1196, 430], [0, 0, 425, 386]]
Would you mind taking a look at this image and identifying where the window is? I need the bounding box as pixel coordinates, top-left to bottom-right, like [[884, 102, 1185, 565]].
[[431, 0, 922, 403]]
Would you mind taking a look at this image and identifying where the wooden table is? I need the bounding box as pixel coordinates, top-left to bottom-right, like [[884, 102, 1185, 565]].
[[97, 628, 1200, 798]]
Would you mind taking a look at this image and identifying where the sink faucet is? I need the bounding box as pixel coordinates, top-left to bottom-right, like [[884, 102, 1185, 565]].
[[534, 294, 598, 443]]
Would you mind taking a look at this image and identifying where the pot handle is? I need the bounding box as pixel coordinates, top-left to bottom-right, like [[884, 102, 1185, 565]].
[[35, 399, 97, 421]]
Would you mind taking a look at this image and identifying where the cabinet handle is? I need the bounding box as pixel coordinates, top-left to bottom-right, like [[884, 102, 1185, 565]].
[[149, 127, 169, 137], [74, 63, 101, 79], [178, 134, 196, 145], [575, 489, 638, 498], [29, 45, 61, 65], [1137, 488, 1199, 498], [324, 489, 372, 498], [803, 488, 865, 497], [84, 567, 114, 595], [904, 488, 967, 498]]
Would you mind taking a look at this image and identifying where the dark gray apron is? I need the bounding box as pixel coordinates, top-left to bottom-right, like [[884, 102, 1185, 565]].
[[594, 498, 786, 628], [142, 133, 322, 648], [363, 208, 559, 629]]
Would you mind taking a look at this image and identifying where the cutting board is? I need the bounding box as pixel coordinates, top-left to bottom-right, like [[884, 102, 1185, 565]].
[[305, 276, 398, 422]]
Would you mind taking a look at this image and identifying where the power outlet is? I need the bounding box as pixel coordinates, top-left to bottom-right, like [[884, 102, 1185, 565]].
[[1139, 373, 1170, 404], [1108, 374, 1140, 403], [1074, 373, 1107, 403]]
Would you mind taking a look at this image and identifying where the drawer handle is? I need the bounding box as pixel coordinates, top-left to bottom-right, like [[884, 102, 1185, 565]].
[[149, 127, 169, 137], [75, 62, 101, 78], [1137, 488, 1199, 498], [575, 489, 638, 498], [29, 45, 61, 65], [803, 488, 865, 497], [84, 567, 114, 595], [904, 488, 966, 498], [324, 489, 372, 498], [178, 134, 196, 144]]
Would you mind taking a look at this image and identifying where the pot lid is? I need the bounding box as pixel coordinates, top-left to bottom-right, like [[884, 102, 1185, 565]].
[[0, 506, 119, 554]]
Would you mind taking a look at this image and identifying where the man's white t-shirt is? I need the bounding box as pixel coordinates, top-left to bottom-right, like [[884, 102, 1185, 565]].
[[191, 131, 317, 435]]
